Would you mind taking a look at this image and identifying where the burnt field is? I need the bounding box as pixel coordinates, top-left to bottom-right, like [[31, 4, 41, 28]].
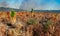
[[0, 12, 60, 36]]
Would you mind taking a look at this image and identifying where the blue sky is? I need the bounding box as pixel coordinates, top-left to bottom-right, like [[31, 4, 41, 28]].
[[0, 0, 60, 10]]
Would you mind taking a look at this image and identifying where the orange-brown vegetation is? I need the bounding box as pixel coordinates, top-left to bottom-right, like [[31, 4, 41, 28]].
[[0, 12, 60, 36]]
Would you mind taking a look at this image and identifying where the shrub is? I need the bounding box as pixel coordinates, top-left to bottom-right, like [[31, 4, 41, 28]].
[[10, 10, 15, 18], [27, 19, 36, 25], [43, 20, 53, 31]]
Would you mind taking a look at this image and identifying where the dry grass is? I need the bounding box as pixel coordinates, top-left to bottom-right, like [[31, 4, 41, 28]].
[[0, 12, 60, 36]]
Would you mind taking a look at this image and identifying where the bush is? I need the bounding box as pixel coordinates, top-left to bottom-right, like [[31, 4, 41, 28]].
[[10, 10, 15, 18], [27, 19, 36, 25], [43, 20, 53, 32]]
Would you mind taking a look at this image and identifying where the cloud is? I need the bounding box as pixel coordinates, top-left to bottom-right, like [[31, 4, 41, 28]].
[[20, 0, 50, 10], [20, 0, 60, 10], [0, 0, 8, 7], [34, 0, 60, 10], [0, 0, 23, 9], [0, 0, 60, 10], [20, 0, 36, 10]]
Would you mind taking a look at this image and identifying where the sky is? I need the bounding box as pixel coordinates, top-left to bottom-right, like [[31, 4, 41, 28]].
[[0, 0, 60, 10]]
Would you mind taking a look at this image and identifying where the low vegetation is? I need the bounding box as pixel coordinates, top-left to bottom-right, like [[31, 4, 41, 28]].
[[27, 19, 37, 25], [0, 12, 60, 36], [10, 10, 15, 18], [43, 20, 53, 31]]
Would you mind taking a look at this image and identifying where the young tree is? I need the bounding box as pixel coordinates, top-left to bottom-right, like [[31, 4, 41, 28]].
[[31, 8, 34, 12], [10, 10, 16, 24], [10, 10, 15, 18]]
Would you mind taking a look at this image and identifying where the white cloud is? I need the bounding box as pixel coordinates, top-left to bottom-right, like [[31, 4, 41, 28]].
[[0, 0, 8, 7], [42, 1, 60, 10], [0, 0, 60, 10], [20, 0, 60, 10], [0, 0, 22, 9]]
